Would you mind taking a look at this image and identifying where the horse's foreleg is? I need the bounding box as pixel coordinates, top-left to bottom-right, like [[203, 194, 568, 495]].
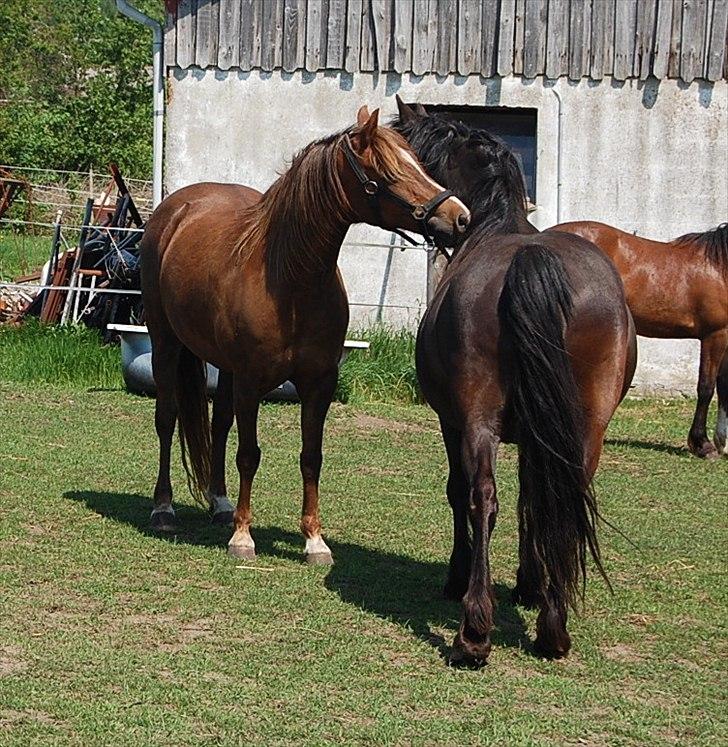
[[227, 384, 260, 559], [440, 421, 470, 602], [688, 331, 728, 458], [713, 349, 728, 456], [207, 370, 235, 525], [295, 369, 338, 565], [150, 337, 181, 532], [453, 425, 499, 665]]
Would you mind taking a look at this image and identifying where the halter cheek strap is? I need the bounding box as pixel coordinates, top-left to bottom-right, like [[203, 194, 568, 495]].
[[341, 134, 455, 258]]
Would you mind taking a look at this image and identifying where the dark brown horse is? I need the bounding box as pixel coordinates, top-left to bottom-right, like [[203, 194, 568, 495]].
[[140, 106, 470, 563], [394, 99, 636, 664], [555, 221, 728, 458]]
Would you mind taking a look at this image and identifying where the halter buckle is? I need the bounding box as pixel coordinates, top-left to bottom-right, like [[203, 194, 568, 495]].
[[364, 180, 379, 196], [412, 206, 427, 221]]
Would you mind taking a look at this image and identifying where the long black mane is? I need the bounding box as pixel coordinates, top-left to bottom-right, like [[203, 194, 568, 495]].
[[674, 222, 728, 272], [392, 111, 530, 241]]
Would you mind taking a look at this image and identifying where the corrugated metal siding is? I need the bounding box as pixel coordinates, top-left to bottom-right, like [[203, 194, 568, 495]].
[[166, 0, 728, 83]]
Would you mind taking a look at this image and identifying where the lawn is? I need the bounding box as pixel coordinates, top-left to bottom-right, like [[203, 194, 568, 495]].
[[0, 383, 726, 745], [0, 231, 52, 281]]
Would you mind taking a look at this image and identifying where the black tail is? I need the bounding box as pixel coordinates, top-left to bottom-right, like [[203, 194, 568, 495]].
[[498, 244, 607, 612], [175, 346, 211, 507]]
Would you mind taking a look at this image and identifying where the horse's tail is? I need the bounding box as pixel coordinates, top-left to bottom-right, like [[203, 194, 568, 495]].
[[176, 346, 212, 507], [498, 244, 607, 613]]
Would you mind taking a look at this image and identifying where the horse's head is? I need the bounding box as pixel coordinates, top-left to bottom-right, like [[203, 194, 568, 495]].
[[393, 97, 528, 239], [340, 106, 470, 246]]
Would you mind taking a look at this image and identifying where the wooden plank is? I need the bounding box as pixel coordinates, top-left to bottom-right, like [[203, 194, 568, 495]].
[[545, 0, 569, 78], [590, 0, 616, 79], [369, 0, 392, 70], [195, 0, 219, 68], [681, 0, 708, 83], [634, 0, 658, 79], [218, 0, 240, 70], [668, 0, 684, 76], [652, 0, 674, 78], [344, 0, 363, 72], [306, 0, 329, 71], [164, 7, 176, 69], [523, 0, 547, 79], [240, 0, 262, 71], [361, 0, 376, 70], [176, 0, 196, 69], [706, 0, 728, 80], [261, 0, 284, 71], [613, 0, 637, 80], [434, 0, 457, 75], [456, 0, 480, 74], [497, 0, 516, 75], [569, 0, 592, 80], [513, 0, 526, 75], [481, 0, 499, 76], [283, 0, 306, 72], [393, 0, 414, 73], [326, 0, 347, 69], [412, 0, 435, 74]]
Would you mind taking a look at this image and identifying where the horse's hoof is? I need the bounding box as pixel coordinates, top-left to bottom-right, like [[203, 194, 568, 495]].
[[211, 510, 234, 527], [150, 510, 176, 533], [305, 552, 334, 566], [228, 544, 256, 560], [450, 633, 491, 668], [689, 441, 718, 459], [533, 636, 570, 659]]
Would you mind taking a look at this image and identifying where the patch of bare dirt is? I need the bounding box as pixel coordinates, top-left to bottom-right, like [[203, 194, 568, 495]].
[[0, 646, 27, 677], [602, 642, 647, 662]]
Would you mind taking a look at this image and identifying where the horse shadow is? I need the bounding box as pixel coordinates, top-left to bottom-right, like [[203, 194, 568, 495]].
[[64, 490, 531, 661], [604, 437, 689, 457]]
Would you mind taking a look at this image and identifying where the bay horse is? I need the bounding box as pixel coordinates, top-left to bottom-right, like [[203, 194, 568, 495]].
[[140, 106, 470, 564], [555, 221, 728, 458], [394, 98, 636, 664]]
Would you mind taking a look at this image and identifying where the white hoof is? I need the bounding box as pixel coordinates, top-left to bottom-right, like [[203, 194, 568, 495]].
[[304, 535, 333, 565], [228, 529, 256, 560]]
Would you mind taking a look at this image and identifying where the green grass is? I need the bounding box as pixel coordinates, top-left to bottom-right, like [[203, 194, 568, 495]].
[[338, 326, 419, 404], [0, 320, 123, 389], [0, 230, 52, 280], [0, 383, 725, 745]]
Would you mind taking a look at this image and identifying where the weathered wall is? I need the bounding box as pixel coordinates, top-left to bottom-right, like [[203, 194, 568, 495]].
[[164, 69, 728, 395]]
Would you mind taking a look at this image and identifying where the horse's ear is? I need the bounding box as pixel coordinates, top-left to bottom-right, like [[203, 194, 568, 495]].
[[414, 103, 428, 117], [356, 105, 371, 127], [352, 107, 379, 153], [396, 95, 427, 123]]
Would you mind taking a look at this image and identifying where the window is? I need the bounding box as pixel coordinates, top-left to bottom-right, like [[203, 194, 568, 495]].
[[423, 105, 538, 203]]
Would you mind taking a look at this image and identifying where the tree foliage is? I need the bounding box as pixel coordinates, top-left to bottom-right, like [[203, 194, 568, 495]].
[[0, 0, 162, 178]]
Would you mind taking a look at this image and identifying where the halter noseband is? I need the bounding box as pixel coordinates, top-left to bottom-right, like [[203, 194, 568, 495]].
[[341, 134, 455, 260]]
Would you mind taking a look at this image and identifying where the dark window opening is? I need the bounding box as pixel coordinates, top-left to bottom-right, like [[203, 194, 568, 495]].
[[418, 105, 538, 204]]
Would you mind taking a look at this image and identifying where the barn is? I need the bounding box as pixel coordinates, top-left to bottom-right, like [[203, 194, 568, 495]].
[[159, 0, 728, 394]]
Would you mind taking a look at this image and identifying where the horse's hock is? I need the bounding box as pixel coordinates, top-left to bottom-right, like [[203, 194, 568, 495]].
[[107, 324, 369, 400]]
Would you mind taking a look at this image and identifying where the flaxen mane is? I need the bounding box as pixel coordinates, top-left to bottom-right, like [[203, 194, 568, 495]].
[[234, 124, 420, 287], [674, 222, 728, 272]]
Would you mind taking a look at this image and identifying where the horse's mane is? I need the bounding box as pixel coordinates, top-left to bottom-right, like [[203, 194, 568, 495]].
[[393, 112, 528, 241], [673, 223, 728, 272], [235, 123, 417, 287]]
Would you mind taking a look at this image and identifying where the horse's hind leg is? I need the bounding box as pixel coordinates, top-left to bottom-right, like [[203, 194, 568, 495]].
[[713, 350, 728, 456], [150, 331, 182, 531], [453, 424, 499, 664], [294, 369, 338, 565], [440, 420, 471, 602], [207, 370, 235, 525], [689, 331, 728, 458], [227, 380, 261, 560]]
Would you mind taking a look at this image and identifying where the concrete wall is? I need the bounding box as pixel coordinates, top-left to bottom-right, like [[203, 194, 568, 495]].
[[165, 69, 728, 395]]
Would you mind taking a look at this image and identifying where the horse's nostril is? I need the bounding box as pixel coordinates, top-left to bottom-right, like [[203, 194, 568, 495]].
[[456, 212, 470, 232]]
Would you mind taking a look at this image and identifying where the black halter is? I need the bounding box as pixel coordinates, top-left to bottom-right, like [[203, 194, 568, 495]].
[[340, 134, 455, 258]]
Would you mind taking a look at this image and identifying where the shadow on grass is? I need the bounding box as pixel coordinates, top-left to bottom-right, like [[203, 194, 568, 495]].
[[605, 437, 689, 457], [65, 489, 531, 660]]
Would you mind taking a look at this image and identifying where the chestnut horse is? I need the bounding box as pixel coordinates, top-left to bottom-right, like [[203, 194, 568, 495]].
[[394, 99, 636, 664], [555, 221, 728, 458], [140, 106, 470, 563]]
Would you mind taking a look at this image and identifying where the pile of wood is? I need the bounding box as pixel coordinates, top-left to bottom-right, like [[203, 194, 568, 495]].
[[3, 165, 146, 332]]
